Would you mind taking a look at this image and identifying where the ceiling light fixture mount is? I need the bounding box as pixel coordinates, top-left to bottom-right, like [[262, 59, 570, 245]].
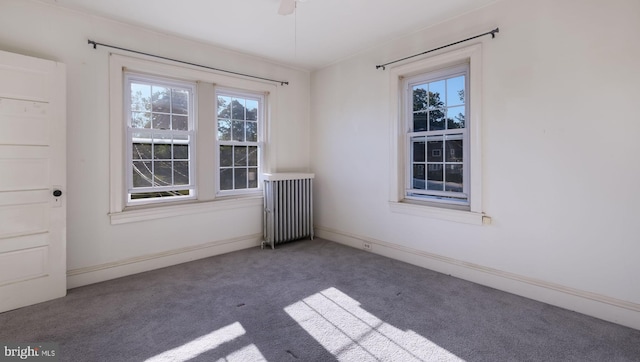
[[278, 0, 307, 16]]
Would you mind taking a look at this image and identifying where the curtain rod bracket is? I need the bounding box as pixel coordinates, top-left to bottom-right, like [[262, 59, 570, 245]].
[[87, 39, 289, 86], [375, 27, 499, 70]]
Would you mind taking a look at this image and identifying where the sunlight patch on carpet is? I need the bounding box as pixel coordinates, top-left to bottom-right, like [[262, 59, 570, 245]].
[[145, 322, 266, 362], [284, 287, 464, 362]]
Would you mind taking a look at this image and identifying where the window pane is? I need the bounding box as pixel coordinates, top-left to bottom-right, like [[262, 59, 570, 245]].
[[130, 83, 151, 112], [248, 146, 258, 166], [412, 139, 425, 162], [445, 164, 463, 192], [248, 168, 258, 188], [154, 161, 173, 186], [429, 109, 445, 131], [172, 115, 188, 131], [173, 144, 188, 159], [153, 142, 171, 160], [447, 106, 465, 129], [234, 168, 247, 189], [220, 168, 233, 190], [445, 136, 463, 162], [217, 96, 231, 118], [246, 121, 257, 142], [446, 76, 465, 106], [132, 142, 152, 159], [218, 119, 231, 141], [152, 86, 171, 113], [217, 93, 262, 194], [231, 98, 245, 120], [174, 161, 189, 185], [232, 120, 245, 142], [234, 146, 247, 166], [428, 80, 445, 109], [171, 89, 189, 115], [413, 111, 427, 132], [152, 113, 170, 130], [131, 112, 151, 128], [412, 85, 428, 112], [427, 164, 444, 191], [413, 164, 425, 190], [132, 161, 152, 187], [246, 99, 258, 121], [427, 137, 443, 162], [220, 146, 233, 167], [127, 77, 195, 203]]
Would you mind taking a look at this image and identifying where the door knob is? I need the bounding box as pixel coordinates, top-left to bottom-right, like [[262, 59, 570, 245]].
[[53, 189, 62, 197]]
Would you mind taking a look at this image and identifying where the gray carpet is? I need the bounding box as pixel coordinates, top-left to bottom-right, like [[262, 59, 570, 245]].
[[1, 239, 638, 361]]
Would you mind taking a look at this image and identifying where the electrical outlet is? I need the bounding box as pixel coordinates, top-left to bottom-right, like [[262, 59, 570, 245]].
[[363, 242, 372, 251]]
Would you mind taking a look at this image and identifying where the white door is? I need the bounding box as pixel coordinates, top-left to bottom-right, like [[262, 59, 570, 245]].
[[0, 49, 66, 312]]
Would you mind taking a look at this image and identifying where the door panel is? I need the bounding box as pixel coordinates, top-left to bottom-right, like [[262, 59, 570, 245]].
[[0, 98, 49, 145], [0, 63, 49, 101], [0, 203, 49, 238], [0, 49, 66, 312], [0, 247, 48, 285]]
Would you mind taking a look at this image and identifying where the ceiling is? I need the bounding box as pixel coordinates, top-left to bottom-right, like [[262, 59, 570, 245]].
[[39, 0, 497, 70]]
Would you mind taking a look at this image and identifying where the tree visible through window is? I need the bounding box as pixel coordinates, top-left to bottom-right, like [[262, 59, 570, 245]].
[[216, 92, 262, 192], [126, 74, 195, 203], [407, 65, 469, 205]]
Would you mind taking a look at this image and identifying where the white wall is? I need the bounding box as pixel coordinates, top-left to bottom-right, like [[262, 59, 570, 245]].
[[311, 0, 640, 329], [2, 0, 639, 330], [0, 0, 311, 286]]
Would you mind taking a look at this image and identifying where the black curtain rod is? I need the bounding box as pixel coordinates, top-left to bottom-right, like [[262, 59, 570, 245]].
[[375, 27, 499, 70], [87, 40, 289, 86]]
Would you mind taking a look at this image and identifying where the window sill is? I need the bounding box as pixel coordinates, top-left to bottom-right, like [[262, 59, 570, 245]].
[[109, 195, 263, 225], [389, 200, 489, 225]]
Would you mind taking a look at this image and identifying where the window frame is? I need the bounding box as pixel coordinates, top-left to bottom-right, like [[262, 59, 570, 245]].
[[404, 64, 470, 206], [124, 72, 197, 206], [388, 44, 484, 224], [108, 54, 276, 224], [215, 88, 265, 197]]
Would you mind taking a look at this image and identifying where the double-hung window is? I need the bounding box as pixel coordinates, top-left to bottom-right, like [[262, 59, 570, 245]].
[[216, 90, 262, 194], [110, 54, 275, 223], [389, 44, 483, 223], [125, 73, 196, 205], [406, 64, 468, 206]]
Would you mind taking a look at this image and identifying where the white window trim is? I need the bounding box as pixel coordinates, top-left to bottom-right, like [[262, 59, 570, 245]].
[[108, 53, 276, 224], [388, 44, 485, 225]]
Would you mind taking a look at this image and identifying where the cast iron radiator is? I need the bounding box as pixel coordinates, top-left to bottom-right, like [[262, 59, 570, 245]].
[[262, 173, 314, 249]]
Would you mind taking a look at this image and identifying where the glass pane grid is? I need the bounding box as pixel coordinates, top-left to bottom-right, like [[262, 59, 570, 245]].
[[131, 82, 190, 130], [127, 77, 194, 203], [219, 144, 260, 192], [412, 74, 465, 133], [217, 93, 261, 193], [409, 73, 466, 196], [131, 132, 191, 190]]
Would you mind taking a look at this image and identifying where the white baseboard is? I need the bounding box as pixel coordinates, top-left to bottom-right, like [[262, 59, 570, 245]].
[[315, 225, 640, 331], [67, 233, 262, 289]]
